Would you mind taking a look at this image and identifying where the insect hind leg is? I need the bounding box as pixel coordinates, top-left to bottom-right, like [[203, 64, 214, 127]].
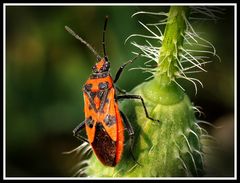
[[120, 110, 142, 166], [73, 120, 89, 143], [117, 94, 160, 123]]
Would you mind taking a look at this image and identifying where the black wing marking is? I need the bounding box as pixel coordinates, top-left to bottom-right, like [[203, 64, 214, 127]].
[[84, 88, 109, 113]]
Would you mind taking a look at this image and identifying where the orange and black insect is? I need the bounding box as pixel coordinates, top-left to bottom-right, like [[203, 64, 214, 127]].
[[65, 16, 159, 167]]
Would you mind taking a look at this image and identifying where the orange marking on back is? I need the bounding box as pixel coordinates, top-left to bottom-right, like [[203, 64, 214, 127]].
[[93, 96, 100, 109]]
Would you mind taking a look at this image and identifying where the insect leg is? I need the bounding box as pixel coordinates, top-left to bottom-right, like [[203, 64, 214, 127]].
[[73, 121, 89, 143], [119, 110, 141, 166], [117, 94, 160, 123], [116, 86, 126, 94], [113, 54, 141, 83]]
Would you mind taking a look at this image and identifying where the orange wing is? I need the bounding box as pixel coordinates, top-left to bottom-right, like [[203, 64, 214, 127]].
[[84, 87, 125, 166]]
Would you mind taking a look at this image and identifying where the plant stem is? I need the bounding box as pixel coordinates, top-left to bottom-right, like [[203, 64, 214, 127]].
[[157, 6, 190, 83]]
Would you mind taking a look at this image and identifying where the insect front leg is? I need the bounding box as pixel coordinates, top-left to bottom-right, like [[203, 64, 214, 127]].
[[113, 54, 141, 83], [117, 94, 160, 123], [73, 120, 89, 143]]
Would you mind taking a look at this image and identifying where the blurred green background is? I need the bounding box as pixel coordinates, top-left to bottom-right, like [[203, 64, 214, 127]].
[[5, 5, 234, 177]]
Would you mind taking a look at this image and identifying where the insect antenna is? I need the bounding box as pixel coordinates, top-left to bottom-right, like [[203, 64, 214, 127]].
[[102, 16, 108, 60], [65, 25, 101, 61]]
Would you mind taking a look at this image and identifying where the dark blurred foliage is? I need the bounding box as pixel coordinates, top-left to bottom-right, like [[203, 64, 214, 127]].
[[5, 5, 234, 177]]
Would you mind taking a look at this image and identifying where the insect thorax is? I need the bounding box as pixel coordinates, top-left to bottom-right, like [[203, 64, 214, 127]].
[[84, 73, 113, 92], [83, 73, 114, 113]]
